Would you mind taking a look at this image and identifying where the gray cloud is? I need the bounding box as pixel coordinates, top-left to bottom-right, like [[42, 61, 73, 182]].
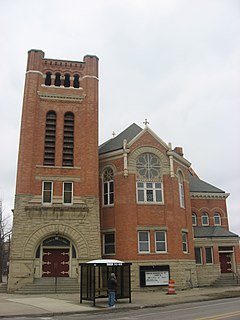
[[0, 0, 239, 233]]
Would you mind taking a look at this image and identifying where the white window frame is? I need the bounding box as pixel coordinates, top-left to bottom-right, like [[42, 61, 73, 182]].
[[214, 213, 221, 226], [192, 213, 197, 226], [178, 172, 185, 208], [103, 167, 114, 207], [63, 182, 73, 205], [138, 231, 150, 253], [155, 231, 167, 253], [136, 181, 163, 204], [194, 247, 202, 264], [136, 153, 163, 204], [182, 232, 188, 253], [42, 181, 53, 204], [103, 233, 115, 255], [202, 213, 209, 226], [205, 247, 214, 264]]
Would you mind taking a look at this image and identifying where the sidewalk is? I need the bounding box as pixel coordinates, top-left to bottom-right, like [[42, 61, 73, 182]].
[[1, 285, 240, 318]]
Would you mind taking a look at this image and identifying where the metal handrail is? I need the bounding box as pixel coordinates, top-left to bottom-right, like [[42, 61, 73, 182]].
[[232, 271, 240, 284]]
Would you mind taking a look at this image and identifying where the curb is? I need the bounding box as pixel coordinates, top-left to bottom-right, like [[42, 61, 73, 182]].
[[1, 291, 240, 319]]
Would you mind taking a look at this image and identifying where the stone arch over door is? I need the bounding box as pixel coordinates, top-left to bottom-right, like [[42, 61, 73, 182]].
[[22, 223, 89, 259]]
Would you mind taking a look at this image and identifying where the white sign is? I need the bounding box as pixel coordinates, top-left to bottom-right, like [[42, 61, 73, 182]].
[[145, 271, 169, 286]]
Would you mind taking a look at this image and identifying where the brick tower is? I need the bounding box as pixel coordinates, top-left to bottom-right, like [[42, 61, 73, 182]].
[[8, 50, 101, 292]]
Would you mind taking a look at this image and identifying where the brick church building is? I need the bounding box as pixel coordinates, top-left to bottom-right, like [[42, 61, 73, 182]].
[[8, 50, 240, 292]]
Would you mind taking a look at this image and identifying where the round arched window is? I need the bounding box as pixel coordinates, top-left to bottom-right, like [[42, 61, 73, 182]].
[[103, 167, 114, 206], [136, 153, 161, 181], [214, 213, 221, 225], [136, 153, 163, 203]]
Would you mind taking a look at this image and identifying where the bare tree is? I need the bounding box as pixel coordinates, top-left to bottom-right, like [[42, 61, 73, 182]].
[[0, 199, 12, 283]]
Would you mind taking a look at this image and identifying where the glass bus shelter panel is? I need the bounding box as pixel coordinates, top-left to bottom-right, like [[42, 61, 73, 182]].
[[79, 263, 132, 306]]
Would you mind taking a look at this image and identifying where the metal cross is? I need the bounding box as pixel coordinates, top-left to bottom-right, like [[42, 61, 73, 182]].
[[112, 131, 116, 138], [143, 118, 149, 126]]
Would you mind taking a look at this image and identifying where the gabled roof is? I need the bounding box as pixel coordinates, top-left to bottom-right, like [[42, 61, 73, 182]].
[[194, 226, 238, 238], [188, 173, 225, 193], [99, 123, 143, 155]]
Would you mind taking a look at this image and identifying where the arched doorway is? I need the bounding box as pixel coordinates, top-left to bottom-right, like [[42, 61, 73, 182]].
[[35, 235, 77, 278]]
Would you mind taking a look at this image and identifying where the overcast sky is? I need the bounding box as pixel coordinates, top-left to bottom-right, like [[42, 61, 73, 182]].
[[0, 0, 239, 234]]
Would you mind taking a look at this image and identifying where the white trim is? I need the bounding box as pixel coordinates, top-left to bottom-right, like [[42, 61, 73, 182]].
[[214, 213, 222, 226], [136, 181, 164, 204], [42, 181, 53, 205], [99, 149, 126, 160], [178, 171, 185, 208], [82, 75, 99, 80], [155, 231, 167, 253], [191, 192, 229, 199], [26, 70, 43, 75], [167, 150, 191, 167], [87, 259, 123, 265], [63, 181, 73, 205], [38, 91, 86, 102], [102, 167, 114, 207], [192, 213, 197, 226], [138, 231, 150, 254], [182, 231, 188, 253], [128, 126, 169, 149], [201, 213, 209, 226]]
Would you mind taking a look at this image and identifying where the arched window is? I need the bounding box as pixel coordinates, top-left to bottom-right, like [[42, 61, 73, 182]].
[[103, 167, 114, 206], [202, 213, 209, 226], [64, 73, 70, 87], [45, 72, 52, 86], [54, 72, 61, 86], [136, 153, 163, 203], [178, 171, 185, 208], [73, 74, 80, 88], [192, 213, 197, 226], [214, 213, 221, 226], [62, 112, 74, 166], [44, 111, 56, 166], [43, 236, 70, 247]]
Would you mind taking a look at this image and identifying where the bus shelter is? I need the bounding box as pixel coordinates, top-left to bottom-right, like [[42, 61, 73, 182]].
[[80, 259, 132, 306]]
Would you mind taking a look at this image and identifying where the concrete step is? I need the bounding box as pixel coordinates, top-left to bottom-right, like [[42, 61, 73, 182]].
[[15, 277, 80, 294], [212, 274, 239, 287], [0, 283, 7, 293]]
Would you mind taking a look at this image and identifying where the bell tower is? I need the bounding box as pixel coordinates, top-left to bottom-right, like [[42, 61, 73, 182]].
[[8, 50, 101, 292]]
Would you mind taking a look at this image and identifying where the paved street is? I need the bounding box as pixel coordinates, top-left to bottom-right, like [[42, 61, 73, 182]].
[[2, 298, 240, 320], [1, 284, 240, 319]]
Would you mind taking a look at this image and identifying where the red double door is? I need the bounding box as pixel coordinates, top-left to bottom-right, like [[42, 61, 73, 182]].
[[42, 248, 69, 277], [219, 253, 232, 273]]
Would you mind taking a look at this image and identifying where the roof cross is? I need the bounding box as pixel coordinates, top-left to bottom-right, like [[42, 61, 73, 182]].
[[112, 131, 116, 138], [143, 118, 149, 126]]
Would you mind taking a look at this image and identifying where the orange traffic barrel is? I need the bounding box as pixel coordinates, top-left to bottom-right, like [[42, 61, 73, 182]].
[[167, 279, 176, 294]]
